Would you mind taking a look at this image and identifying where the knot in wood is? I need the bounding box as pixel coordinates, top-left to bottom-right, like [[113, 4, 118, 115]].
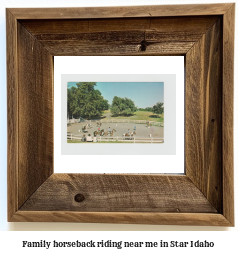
[[74, 193, 85, 202], [140, 40, 147, 51]]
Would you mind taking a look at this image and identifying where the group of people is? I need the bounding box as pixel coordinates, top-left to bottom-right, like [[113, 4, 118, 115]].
[[126, 125, 136, 135], [97, 126, 113, 134], [88, 124, 138, 139], [129, 125, 136, 132]]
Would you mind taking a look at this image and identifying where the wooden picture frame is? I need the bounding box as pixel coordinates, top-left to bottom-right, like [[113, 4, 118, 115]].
[[7, 3, 234, 226]]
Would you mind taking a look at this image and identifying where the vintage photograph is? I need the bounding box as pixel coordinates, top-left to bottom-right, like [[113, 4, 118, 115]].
[[67, 82, 164, 143]]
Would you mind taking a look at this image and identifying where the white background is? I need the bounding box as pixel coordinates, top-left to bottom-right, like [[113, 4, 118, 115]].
[[55, 57, 184, 173], [0, 0, 237, 253]]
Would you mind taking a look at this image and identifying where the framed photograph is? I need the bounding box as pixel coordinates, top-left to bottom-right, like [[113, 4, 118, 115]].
[[7, 3, 234, 225], [55, 58, 184, 174], [66, 80, 165, 146]]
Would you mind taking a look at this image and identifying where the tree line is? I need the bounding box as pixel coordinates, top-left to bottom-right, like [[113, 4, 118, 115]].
[[138, 102, 164, 116], [67, 82, 164, 119]]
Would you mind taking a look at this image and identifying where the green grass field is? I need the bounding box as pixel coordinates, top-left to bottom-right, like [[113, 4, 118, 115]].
[[102, 110, 110, 115], [102, 110, 164, 122]]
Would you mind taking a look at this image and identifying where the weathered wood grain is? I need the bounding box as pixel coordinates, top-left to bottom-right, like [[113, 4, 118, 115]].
[[38, 41, 193, 56], [19, 17, 218, 56], [18, 23, 54, 208], [8, 4, 233, 19], [12, 211, 232, 226], [222, 3, 235, 226], [34, 31, 201, 43], [6, 9, 18, 221], [20, 16, 218, 34], [149, 16, 219, 34], [20, 18, 149, 34], [186, 18, 223, 212], [6, 4, 234, 225], [20, 174, 217, 213]]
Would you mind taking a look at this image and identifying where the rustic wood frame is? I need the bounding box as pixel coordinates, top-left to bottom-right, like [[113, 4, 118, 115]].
[[7, 3, 234, 226]]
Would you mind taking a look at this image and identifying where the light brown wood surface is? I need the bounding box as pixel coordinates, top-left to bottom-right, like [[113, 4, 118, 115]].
[[8, 3, 234, 19], [222, 4, 235, 226], [11, 211, 231, 226], [20, 174, 217, 213], [17, 21, 54, 208], [186, 18, 222, 212], [7, 9, 18, 221], [20, 16, 218, 56]]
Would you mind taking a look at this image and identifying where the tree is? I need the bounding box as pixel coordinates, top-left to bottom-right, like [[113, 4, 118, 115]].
[[111, 96, 137, 116], [67, 82, 109, 119], [67, 85, 77, 118], [100, 98, 110, 111], [152, 102, 164, 117]]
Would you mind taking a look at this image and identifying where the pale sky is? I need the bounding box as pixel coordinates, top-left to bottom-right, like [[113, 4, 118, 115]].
[[67, 82, 164, 108]]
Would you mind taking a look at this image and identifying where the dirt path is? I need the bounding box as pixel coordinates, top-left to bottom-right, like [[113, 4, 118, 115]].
[[67, 121, 163, 140]]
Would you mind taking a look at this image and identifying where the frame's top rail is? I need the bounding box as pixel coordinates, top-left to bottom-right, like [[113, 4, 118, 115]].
[[7, 3, 234, 20]]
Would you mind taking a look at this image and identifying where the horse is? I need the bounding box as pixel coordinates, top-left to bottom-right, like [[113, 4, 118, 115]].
[[82, 125, 88, 133], [123, 132, 133, 140], [99, 129, 104, 136], [93, 131, 99, 136]]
